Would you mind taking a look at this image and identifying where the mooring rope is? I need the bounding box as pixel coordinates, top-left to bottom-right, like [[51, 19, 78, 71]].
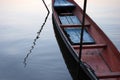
[[23, 0, 50, 67]]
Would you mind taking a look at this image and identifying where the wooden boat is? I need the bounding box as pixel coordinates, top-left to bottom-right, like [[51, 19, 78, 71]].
[[52, 0, 120, 80]]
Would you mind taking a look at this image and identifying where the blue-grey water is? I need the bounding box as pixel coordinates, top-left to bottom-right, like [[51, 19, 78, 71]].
[[0, 0, 120, 80]]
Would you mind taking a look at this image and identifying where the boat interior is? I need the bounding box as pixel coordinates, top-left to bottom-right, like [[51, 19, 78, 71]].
[[53, 0, 120, 79]]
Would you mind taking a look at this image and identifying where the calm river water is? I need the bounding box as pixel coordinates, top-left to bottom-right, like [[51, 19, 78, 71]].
[[0, 0, 120, 80]]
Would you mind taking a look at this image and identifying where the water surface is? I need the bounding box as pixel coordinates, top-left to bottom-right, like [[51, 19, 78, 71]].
[[0, 0, 120, 80], [0, 0, 72, 80]]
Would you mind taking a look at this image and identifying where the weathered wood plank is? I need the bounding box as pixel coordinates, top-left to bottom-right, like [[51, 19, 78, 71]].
[[70, 16, 81, 24], [73, 44, 107, 49], [59, 16, 69, 25], [54, 0, 75, 7], [64, 28, 95, 44], [66, 16, 73, 24], [59, 15, 81, 25], [97, 72, 120, 79]]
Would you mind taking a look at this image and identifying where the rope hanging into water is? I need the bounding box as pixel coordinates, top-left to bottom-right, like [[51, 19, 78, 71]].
[[23, 0, 50, 67]]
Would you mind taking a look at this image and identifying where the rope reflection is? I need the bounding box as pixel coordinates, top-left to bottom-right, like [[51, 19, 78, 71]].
[[23, 0, 50, 67]]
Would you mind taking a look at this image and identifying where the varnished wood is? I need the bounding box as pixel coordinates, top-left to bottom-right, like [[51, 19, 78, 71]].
[[73, 44, 107, 49], [52, 0, 120, 79], [97, 72, 120, 79]]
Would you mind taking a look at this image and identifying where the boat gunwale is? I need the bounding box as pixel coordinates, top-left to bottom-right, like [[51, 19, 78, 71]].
[[52, 11, 79, 62], [52, 0, 120, 79]]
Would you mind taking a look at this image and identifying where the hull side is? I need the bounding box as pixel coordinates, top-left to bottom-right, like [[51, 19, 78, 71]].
[[52, 0, 120, 79]]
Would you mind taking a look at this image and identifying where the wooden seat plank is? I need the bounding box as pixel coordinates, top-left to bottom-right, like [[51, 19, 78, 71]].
[[66, 16, 73, 24], [64, 28, 95, 44], [59, 13, 73, 15], [73, 44, 107, 49], [70, 16, 81, 24], [60, 24, 90, 28], [59, 15, 81, 25], [59, 16, 69, 25], [54, 0, 75, 8], [97, 72, 120, 79]]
